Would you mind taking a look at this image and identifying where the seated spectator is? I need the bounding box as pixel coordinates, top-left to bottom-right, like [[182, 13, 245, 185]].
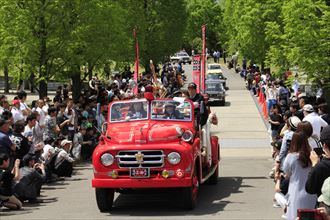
[[0, 154, 22, 210], [273, 172, 289, 219], [14, 153, 45, 202], [10, 121, 32, 162], [0, 117, 15, 156], [127, 102, 147, 119], [53, 139, 74, 177], [23, 113, 37, 139]]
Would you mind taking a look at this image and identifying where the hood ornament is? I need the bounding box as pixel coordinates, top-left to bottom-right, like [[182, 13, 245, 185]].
[[135, 151, 144, 163]]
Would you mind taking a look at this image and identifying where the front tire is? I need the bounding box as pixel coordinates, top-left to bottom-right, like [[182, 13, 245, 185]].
[[182, 169, 199, 210], [95, 188, 115, 212]]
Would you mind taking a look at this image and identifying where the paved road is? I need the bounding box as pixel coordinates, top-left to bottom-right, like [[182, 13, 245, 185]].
[[2, 64, 284, 220]]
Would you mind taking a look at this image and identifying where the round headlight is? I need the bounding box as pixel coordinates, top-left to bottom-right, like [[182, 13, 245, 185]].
[[181, 130, 193, 142], [167, 152, 181, 165], [100, 153, 114, 166]]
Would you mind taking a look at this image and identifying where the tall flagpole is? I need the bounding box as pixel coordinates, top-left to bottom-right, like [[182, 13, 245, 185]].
[[133, 29, 139, 94], [201, 24, 206, 93]]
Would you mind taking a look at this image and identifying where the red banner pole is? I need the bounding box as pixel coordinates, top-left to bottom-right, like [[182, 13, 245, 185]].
[[201, 24, 206, 93], [133, 29, 139, 94]]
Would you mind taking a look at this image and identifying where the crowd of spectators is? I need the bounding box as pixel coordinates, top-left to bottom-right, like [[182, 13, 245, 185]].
[[235, 61, 330, 219], [0, 61, 187, 210]]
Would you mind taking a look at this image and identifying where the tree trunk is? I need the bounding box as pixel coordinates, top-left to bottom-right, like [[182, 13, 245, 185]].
[[39, 80, 47, 99], [4, 65, 9, 93], [29, 72, 35, 93], [71, 66, 82, 103], [88, 65, 93, 81], [324, 88, 330, 109]]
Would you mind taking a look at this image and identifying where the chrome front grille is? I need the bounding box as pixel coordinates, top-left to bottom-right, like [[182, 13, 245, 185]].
[[116, 150, 165, 168]]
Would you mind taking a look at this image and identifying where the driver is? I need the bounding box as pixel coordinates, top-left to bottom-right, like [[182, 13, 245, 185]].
[[127, 102, 147, 119], [163, 103, 184, 119]]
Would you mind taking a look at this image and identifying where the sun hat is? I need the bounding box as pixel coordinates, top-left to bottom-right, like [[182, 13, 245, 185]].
[[288, 116, 301, 130]]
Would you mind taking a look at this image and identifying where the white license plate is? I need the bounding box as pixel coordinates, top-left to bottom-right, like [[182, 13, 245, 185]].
[[130, 168, 150, 178]]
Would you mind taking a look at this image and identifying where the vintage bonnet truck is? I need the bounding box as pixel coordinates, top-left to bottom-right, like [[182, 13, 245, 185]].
[[92, 94, 220, 212]]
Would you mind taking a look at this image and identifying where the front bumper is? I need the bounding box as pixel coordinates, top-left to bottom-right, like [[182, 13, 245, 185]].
[[92, 176, 192, 188]]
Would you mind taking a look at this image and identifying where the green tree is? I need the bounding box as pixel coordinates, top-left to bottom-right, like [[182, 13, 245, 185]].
[[185, 0, 225, 53]]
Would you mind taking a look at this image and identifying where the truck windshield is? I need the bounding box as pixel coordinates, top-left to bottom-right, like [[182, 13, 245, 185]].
[[110, 100, 148, 122], [208, 64, 221, 70], [151, 100, 192, 121], [205, 82, 224, 91]]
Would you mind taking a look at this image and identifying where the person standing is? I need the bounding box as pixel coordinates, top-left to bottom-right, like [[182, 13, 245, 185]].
[[283, 131, 317, 220], [187, 82, 208, 127]]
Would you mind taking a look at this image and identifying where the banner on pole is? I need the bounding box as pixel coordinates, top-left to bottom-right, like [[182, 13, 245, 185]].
[[201, 24, 206, 93], [192, 55, 201, 93], [133, 29, 139, 94]]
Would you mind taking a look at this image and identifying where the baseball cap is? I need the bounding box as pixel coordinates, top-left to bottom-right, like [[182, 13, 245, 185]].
[[12, 99, 20, 105], [303, 104, 314, 112], [23, 153, 36, 164], [288, 116, 301, 130], [318, 177, 330, 206], [61, 139, 72, 147], [188, 82, 197, 89]]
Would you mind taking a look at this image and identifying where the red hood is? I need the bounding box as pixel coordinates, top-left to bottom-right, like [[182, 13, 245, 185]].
[[106, 121, 191, 144]]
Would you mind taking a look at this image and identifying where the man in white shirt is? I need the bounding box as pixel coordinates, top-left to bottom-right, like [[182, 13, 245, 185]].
[[36, 99, 47, 126], [11, 100, 24, 123], [303, 104, 328, 139]]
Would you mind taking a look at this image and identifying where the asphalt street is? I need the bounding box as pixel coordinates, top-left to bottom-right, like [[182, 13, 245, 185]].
[[1, 63, 284, 220]]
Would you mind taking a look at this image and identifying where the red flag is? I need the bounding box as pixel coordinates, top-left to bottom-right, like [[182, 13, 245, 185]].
[[201, 24, 206, 93], [133, 29, 139, 94]]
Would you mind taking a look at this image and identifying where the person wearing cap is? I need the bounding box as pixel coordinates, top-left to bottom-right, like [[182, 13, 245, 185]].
[[163, 102, 184, 119], [275, 116, 301, 173], [11, 99, 24, 123], [303, 104, 328, 141], [305, 125, 330, 197], [187, 82, 208, 126], [53, 139, 74, 177]]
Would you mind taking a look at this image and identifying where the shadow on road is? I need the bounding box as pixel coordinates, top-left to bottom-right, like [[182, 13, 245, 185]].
[[107, 176, 247, 216]]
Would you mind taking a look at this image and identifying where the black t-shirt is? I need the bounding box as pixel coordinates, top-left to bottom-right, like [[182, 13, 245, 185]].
[[270, 114, 282, 130], [305, 157, 330, 196], [57, 113, 69, 136], [11, 133, 31, 161]]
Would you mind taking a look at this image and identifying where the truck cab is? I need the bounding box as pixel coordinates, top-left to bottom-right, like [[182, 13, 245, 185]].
[[92, 97, 220, 212]]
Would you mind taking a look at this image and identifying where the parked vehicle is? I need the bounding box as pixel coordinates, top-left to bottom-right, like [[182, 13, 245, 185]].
[[92, 97, 220, 212], [170, 51, 192, 64], [204, 79, 226, 106]]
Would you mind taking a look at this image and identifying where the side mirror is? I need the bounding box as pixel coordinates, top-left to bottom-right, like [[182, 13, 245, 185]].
[[101, 122, 108, 135]]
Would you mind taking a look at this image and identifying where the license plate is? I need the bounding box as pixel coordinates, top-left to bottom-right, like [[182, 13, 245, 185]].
[[130, 168, 150, 178]]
